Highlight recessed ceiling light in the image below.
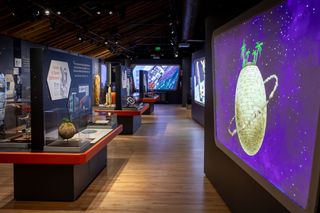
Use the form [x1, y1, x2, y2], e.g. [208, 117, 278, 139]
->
[57, 11, 61, 15]
[109, 10, 113, 15]
[44, 9, 50, 16]
[96, 11, 101, 15]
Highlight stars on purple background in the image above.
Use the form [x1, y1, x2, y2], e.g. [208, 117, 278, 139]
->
[213, 0, 320, 208]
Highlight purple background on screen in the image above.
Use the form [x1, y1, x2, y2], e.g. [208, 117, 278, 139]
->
[213, 0, 320, 208]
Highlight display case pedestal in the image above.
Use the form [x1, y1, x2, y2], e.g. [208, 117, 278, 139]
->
[95, 104, 149, 135]
[141, 95, 159, 115]
[143, 103, 154, 114]
[0, 125, 123, 201]
[14, 147, 106, 201]
[117, 115, 141, 134]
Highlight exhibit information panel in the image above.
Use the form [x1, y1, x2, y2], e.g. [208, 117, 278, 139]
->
[192, 57, 205, 105]
[132, 65, 180, 91]
[213, 1, 320, 212]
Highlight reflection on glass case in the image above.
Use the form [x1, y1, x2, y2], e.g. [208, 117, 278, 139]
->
[0, 101, 31, 149]
[0, 70, 31, 149]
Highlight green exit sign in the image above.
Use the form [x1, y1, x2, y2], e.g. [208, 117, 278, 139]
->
[155, 46, 161, 51]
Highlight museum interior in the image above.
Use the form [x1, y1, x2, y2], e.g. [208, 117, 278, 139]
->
[0, 0, 319, 212]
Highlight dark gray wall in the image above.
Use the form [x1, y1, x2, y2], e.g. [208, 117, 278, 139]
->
[0, 35, 14, 75]
[181, 56, 191, 107]
[204, 15, 288, 213]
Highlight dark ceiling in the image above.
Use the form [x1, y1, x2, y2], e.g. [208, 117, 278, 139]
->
[0, 0, 262, 61]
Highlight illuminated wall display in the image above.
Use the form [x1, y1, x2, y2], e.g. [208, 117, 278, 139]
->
[213, 1, 320, 211]
[193, 57, 205, 105]
[132, 65, 180, 91]
[47, 60, 71, 101]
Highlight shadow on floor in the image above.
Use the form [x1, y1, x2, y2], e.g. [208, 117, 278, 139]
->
[0, 157, 128, 211]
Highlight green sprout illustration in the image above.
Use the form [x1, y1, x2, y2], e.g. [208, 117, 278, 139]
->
[245, 50, 251, 63]
[252, 50, 258, 64]
[241, 40, 264, 67]
[241, 40, 247, 67]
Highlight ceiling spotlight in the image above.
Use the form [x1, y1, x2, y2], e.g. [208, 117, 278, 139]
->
[11, 12, 15, 16]
[96, 11, 101, 15]
[56, 11, 61, 15]
[35, 10, 40, 16]
[77, 33, 82, 41]
[115, 41, 118, 45]
[109, 10, 113, 15]
[171, 30, 175, 34]
[174, 52, 178, 58]
[104, 41, 109, 45]
[169, 22, 173, 26]
[44, 9, 50, 16]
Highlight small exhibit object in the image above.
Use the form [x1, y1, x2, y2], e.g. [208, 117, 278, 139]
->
[58, 118, 77, 140]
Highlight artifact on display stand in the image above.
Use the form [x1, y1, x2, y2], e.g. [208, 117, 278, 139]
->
[94, 74, 100, 105]
[18, 112, 31, 141]
[98, 64, 145, 110]
[5, 74, 15, 99]
[105, 86, 113, 106]
[58, 118, 77, 140]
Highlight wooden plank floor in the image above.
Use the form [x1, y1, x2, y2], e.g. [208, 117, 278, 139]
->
[0, 105, 229, 213]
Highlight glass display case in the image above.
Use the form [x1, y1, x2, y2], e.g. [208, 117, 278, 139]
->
[43, 111, 117, 153]
[98, 64, 144, 110]
[0, 100, 31, 149]
[28, 48, 118, 152]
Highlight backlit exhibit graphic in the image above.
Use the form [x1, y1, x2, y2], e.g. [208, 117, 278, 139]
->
[193, 58, 205, 105]
[213, 1, 320, 209]
[228, 41, 278, 156]
[132, 65, 179, 91]
[47, 60, 71, 100]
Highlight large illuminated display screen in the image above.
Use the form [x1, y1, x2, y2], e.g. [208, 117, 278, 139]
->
[192, 57, 205, 105]
[132, 65, 180, 91]
[213, 1, 320, 211]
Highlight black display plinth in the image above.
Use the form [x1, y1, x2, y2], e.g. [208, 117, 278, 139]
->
[143, 103, 154, 115]
[13, 147, 107, 201]
[117, 115, 141, 134]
